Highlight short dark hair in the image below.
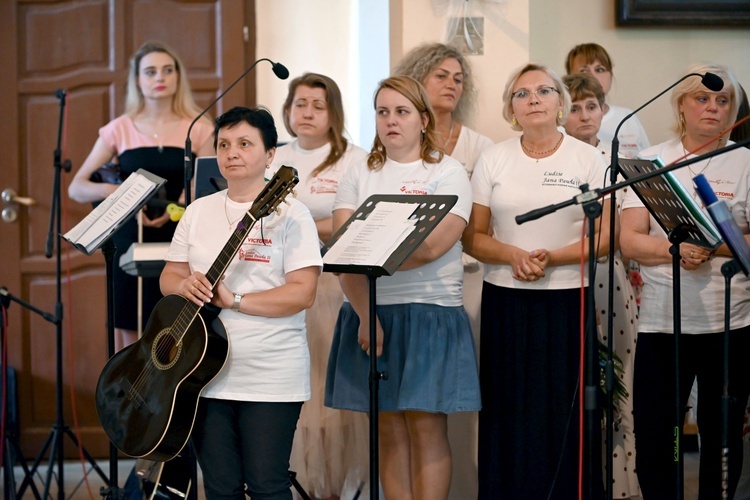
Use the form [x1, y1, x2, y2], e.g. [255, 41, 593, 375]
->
[214, 106, 278, 151]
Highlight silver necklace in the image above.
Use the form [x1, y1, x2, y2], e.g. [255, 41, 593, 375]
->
[224, 193, 245, 230]
[443, 119, 456, 147]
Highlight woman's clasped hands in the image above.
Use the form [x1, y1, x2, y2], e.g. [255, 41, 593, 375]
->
[511, 248, 550, 282]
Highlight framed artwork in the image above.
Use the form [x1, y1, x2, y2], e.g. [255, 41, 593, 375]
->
[616, 0, 750, 27]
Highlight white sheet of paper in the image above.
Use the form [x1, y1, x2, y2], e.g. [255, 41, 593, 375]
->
[63, 171, 160, 253]
[323, 202, 419, 266]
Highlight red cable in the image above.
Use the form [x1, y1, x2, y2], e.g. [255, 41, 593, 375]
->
[60, 92, 95, 498]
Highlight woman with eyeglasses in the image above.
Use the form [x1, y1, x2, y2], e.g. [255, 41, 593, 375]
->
[463, 63, 609, 498]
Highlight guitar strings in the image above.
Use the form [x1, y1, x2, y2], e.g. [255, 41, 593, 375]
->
[128, 217, 257, 398]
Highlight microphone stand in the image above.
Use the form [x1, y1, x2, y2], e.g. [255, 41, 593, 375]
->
[183, 58, 288, 206]
[0, 291, 42, 500]
[517, 134, 750, 497]
[14, 89, 108, 499]
[603, 71, 717, 498]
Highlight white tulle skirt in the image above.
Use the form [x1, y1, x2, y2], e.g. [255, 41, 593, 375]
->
[290, 272, 369, 499]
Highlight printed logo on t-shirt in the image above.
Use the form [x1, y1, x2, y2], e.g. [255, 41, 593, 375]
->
[542, 170, 581, 189]
[238, 247, 271, 263]
[246, 237, 273, 246]
[308, 176, 339, 195]
[399, 179, 428, 195]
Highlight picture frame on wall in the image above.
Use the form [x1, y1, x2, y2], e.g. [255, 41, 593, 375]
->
[616, 0, 750, 27]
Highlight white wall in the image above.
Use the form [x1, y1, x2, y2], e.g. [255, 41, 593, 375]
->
[530, 1, 750, 146]
[253, 1, 749, 498]
[255, 0, 389, 147]
[257, 0, 750, 148]
[392, 0, 529, 143]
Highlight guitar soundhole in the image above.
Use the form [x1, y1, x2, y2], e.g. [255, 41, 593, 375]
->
[151, 328, 182, 370]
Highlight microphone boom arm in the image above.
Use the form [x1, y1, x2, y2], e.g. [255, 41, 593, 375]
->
[183, 58, 287, 205]
[516, 136, 750, 225]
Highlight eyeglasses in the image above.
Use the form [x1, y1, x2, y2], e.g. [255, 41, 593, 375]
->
[511, 86, 560, 101]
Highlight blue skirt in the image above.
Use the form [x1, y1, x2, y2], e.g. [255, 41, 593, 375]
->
[324, 302, 481, 413]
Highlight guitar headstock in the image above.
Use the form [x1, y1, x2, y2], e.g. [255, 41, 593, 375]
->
[250, 165, 299, 220]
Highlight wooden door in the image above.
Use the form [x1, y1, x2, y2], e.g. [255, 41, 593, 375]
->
[0, 0, 255, 459]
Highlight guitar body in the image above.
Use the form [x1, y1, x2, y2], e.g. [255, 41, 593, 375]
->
[96, 294, 229, 461]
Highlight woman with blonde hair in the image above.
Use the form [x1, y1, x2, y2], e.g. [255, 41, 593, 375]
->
[392, 42, 492, 177]
[464, 63, 609, 497]
[68, 40, 214, 349]
[620, 63, 750, 499]
[325, 75, 481, 499]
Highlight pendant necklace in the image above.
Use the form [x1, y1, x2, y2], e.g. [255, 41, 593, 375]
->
[683, 142, 715, 202]
[224, 193, 246, 230]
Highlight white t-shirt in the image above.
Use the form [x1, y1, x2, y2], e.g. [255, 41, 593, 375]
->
[270, 140, 368, 221]
[472, 135, 606, 289]
[164, 191, 323, 401]
[621, 139, 750, 333]
[450, 125, 494, 178]
[333, 155, 473, 306]
[599, 104, 651, 159]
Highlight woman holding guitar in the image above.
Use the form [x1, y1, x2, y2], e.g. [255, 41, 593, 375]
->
[160, 107, 322, 499]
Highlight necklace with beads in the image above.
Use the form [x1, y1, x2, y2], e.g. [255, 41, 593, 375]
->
[224, 193, 246, 230]
[521, 132, 564, 162]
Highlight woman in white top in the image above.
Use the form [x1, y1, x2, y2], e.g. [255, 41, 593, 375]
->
[566, 43, 650, 159]
[620, 63, 750, 499]
[463, 63, 610, 498]
[392, 41, 493, 497]
[271, 73, 368, 499]
[160, 106, 322, 499]
[392, 42, 493, 177]
[325, 76, 481, 499]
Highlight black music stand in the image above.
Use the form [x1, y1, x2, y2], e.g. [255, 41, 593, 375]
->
[63, 169, 166, 500]
[620, 159, 723, 499]
[322, 194, 457, 500]
[693, 173, 750, 498]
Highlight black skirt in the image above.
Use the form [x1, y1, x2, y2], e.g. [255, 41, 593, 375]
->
[477, 282, 602, 499]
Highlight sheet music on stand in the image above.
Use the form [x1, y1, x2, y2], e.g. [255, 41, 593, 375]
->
[619, 158, 722, 250]
[320, 193, 457, 500]
[63, 169, 167, 255]
[321, 194, 458, 275]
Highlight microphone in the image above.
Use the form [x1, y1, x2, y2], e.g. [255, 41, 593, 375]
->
[611, 72, 723, 170]
[183, 58, 290, 205]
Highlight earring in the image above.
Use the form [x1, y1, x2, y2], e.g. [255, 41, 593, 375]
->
[265, 164, 270, 169]
[557, 110, 563, 119]
[511, 116, 517, 126]
[377, 145, 384, 152]
[421, 129, 426, 134]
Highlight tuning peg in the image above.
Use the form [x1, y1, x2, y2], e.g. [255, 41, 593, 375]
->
[292, 189, 298, 198]
[282, 199, 290, 206]
[275, 207, 282, 216]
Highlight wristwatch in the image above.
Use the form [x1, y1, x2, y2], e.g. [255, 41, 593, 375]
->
[232, 292, 242, 312]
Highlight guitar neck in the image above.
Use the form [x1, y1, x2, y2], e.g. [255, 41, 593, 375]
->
[173, 213, 258, 339]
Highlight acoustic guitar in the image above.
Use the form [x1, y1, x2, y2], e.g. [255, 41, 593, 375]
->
[95, 166, 299, 461]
